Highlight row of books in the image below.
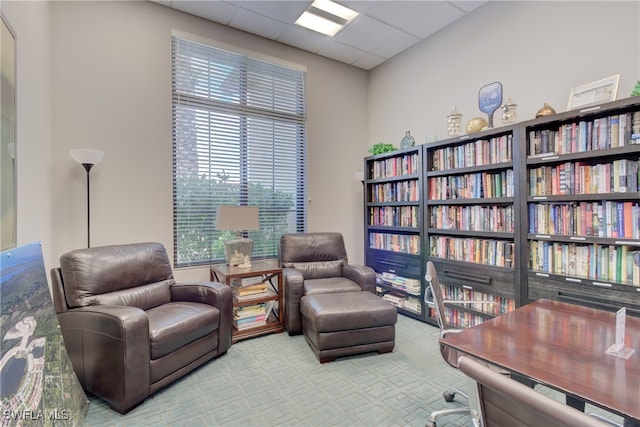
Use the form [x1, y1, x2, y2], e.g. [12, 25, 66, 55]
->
[528, 159, 639, 196]
[428, 170, 514, 200]
[369, 206, 419, 228]
[529, 240, 640, 286]
[429, 236, 514, 268]
[429, 204, 515, 233]
[440, 285, 515, 316]
[370, 153, 419, 179]
[528, 111, 639, 157]
[369, 232, 420, 255]
[233, 302, 271, 330]
[528, 201, 640, 239]
[230, 276, 272, 301]
[369, 180, 419, 203]
[378, 290, 421, 314]
[377, 272, 421, 295]
[442, 308, 487, 328]
[430, 134, 513, 171]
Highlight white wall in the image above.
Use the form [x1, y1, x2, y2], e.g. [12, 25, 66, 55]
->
[369, 1, 640, 146]
[1, 1, 54, 270]
[47, 0, 369, 280]
[6, 0, 639, 283]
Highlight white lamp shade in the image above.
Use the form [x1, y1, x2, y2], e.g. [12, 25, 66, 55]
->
[216, 205, 259, 231]
[70, 148, 104, 165]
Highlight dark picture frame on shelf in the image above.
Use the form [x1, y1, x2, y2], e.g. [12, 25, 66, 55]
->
[567, 74, 619, 111]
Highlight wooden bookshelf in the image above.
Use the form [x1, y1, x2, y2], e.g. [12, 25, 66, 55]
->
[363, 98, 640, 325]
[364, 146, 426, 322]
[523, 97, 640, 316]
[424, 125, 522, 327]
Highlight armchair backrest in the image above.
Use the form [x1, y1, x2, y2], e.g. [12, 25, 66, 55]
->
[57, 242, 175, 310]
[425, 261, 447, 331]
[458, 356, 607, 427]
[279, 232, 348, 279]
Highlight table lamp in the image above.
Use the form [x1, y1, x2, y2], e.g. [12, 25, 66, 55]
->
[216, 205, 259, 268]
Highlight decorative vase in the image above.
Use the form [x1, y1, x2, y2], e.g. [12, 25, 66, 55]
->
[401, 131, 415, 148]
[466, 117, 488, 134]
[536, 102, 556, 118]
[501, 97, 518, 124]
[447, 107, 463, 136]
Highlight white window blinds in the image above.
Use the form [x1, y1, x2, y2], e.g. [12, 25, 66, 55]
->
[172, 36, 307, 267]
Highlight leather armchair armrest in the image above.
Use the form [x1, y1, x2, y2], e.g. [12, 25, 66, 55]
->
[343, 264, 376, 293]
[170, 282, 232, 354]
[282, 267, 304, 335]
[57, 305, 150, 413]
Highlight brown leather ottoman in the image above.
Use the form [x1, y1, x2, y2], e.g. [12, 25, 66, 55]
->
[300, 291, 397, 363]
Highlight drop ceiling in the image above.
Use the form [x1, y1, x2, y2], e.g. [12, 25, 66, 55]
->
[152, 1, 488, 70]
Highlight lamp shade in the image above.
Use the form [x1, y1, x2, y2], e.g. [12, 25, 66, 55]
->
[69, 148, 104, 165]
[216, 205, 259, 231]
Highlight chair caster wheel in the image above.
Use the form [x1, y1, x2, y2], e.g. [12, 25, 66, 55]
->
[443, 391, 455, 402]
[425, 421, 436, 427]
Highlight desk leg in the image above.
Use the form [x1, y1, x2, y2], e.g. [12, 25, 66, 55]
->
[510, 372, 536, 388]
[510, 374, 587, 413]
[565, 395, 585, 412]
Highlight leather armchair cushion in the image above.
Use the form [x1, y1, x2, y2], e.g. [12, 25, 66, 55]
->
[303, 277, 363, 296]
[60, 242, 174, 309]
[147, 302, 219, 359]
[90, 281, 172, 310]
[288, 260, 345, 279]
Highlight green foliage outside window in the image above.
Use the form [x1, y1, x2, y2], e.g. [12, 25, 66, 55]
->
[174, 173, 294, 266]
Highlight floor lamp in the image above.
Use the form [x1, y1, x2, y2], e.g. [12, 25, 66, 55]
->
[70, 149, 104, 248]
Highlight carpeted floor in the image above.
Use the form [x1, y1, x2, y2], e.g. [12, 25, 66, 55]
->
[83, 314, 623, 427]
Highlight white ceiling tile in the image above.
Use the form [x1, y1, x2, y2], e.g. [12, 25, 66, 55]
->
[351, 52, 386, 70]
[230, 1, 311, 24]
[365, 1, 443, 29]
[371, 31, 420, 59]
[335, 15, 404, 53]
[277, 25, 329, 53]
[230, 8, 289, 39]
[404, 2, 465, 39]
[450, 1, 488, 14]
[170, 1, 238, 25]
[157, 0, 490, 70]
[317, 40, 366, 64]
[338, 1, 383, 14]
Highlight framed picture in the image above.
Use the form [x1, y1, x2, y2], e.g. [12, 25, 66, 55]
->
[567, 74, 620, 110]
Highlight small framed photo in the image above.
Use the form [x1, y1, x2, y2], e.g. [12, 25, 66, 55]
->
[567, 74, 620, 111]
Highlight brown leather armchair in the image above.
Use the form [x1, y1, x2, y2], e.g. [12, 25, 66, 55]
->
[50, 242, 233, 414]
[278, 232, 376, 335]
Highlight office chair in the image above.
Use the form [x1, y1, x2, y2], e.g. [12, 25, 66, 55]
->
[424, 261, 510, 427]
[458, 355, 608, 427]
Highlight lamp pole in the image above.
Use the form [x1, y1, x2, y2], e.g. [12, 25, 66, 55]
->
[70, 149, 104, 248]
[81, 163, 94, 248]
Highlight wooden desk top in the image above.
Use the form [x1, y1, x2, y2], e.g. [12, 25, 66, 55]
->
[441, 298, 640, 423]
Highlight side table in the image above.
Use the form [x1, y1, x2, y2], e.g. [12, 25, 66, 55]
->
[210, 259, 285, 343]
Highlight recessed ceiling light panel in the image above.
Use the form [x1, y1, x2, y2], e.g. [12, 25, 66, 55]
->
[295, 0, 359, 37]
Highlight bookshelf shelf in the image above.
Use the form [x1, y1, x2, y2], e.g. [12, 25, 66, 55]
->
[524, 97, 640, 312]
[210, 259, 285, 343]
[363, 98, 640, 326]
[364, 147, 428, 323]
[422, 126, 522, 328]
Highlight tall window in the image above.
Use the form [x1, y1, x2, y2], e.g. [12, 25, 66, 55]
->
[172, 35, 307, 267]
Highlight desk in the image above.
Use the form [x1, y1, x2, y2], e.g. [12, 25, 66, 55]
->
[441, 299, 640, 425]
[210, 260, 285, 343]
